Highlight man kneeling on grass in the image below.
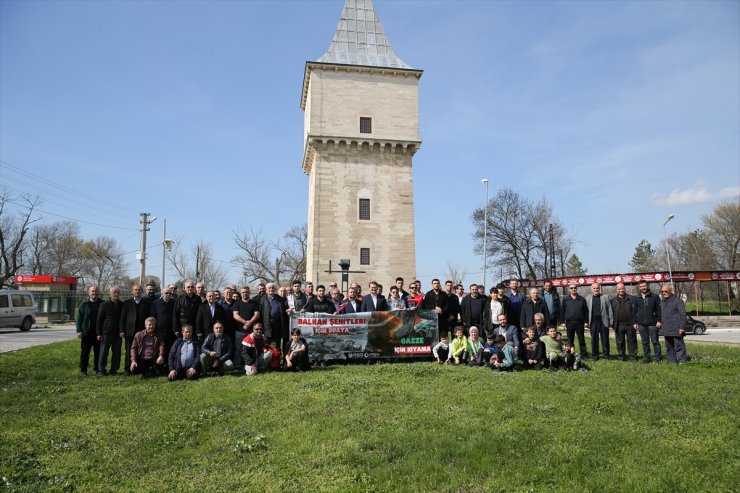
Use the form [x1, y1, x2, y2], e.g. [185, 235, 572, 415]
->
[241, 322, 272, 376]
[130, 317, 166, 378]
[491, 335, 517, 371]
[200, 321, 234, 375]
[168, 325, 202, 381]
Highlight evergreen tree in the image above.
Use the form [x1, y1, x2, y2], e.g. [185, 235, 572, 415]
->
[565, 254, 587, 276]
[629, 239, 657, 272]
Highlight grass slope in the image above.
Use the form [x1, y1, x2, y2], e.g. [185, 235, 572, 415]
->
[0, 340, 738, 493]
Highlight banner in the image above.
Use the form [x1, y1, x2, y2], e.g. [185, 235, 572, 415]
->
[290, 309, 438, 361]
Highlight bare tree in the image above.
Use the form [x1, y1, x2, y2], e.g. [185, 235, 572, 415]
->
[79, 236, 127, 291]
[443, 260, 468, 286]
[166, 238, 229, 289]
[0, 188, 41, 287]
[28, 220, 83, 277]
[471, 188, 573, 280]
[233, 224, 308, 285]
[702, 199, 740, 270]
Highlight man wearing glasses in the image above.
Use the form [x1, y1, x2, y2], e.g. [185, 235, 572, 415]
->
[406, 282, 424, 309]
[659, 284, 687, 363]
[560, 283, 589, 358]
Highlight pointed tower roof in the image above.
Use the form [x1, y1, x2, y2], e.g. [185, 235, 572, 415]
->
[317, 0, 412, 69]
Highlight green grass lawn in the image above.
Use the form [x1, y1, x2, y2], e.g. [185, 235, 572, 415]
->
[1, 340, 738, 493]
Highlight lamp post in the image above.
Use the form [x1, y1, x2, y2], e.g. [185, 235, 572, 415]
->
[663, 214, 675, 291]
[481, 178, 489, 288]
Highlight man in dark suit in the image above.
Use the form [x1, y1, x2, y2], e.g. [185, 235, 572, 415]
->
[151, 286, 176, 355]
[96, 286, 123, 376]
[173, 279, 201, 338]
[340, 286, 362, 314]
[360, 281, 388, 312]
[520, 287, 551, 329]
[195, 290, 228, 341]
[119, 284, 152, 376]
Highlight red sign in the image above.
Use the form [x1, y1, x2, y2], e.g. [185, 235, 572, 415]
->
[14, 275, 78, 285]
[541, 271, 739, 287]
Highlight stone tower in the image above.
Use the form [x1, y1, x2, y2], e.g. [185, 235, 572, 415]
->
[300, 0, 422, 290]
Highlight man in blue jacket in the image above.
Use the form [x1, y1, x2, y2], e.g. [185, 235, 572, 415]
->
[659, 284, 687, 363]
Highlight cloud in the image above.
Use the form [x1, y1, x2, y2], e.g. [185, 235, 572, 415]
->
[651, 182, 740, 206]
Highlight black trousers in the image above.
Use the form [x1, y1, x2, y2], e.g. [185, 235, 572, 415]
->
[124, 335, 135, 373]
[79, 331, 100, 372]
[565, 322, 588, 356]
[589, 320, 610, 359]
[99, 334, 121, 373]
[615, 323, 638, 360]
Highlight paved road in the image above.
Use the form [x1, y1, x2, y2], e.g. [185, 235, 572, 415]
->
[0, 326, 77, 354]
[0, 325, 738, 355]
[685, 327, 740, 345]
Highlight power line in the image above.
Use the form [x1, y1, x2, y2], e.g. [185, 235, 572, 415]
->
[6, 199, 139, 231]
[1, 174, 135, 227]
[0, 159, 139, 217]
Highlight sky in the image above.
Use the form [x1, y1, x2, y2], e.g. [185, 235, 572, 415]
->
[1, 0, 739, 289]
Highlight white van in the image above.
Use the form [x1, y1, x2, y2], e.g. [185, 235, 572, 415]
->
[0, 290, 36, 331]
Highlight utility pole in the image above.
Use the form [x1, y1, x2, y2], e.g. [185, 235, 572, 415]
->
[137, 212, 157, 285]
[549, 224, 556, 278]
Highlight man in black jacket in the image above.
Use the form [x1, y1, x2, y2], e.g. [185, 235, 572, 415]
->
[120, 284, 152, 376]
[520, 287, 552, 330]
[151, 286, 176, 355]
[199, 321, 234, 375]
[96, 286, 123, 376]
[633, 280, 662, 363]
[560, 283, 589, 357]
[305, 285, 335, 313]
[422, 279, 448, 337]
[174, 279, 201, 338]
[460, 284, 484, 330]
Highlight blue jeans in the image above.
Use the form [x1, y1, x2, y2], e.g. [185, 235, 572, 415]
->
[638, 325, 662, 361]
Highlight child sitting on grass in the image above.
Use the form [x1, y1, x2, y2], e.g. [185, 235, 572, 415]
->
[466, 326, 484, 366]
[450, 326, 468, 365]
[541, 326, 565, 371]
[482, 332, 498, 365]
[491, 335, 517, 371]
[284, 328, 308, 371]
[562, 339, 588, 371]
[522, 326, 544, 370]
[433, 335, 451, 364]
[268, 341, 282, 372]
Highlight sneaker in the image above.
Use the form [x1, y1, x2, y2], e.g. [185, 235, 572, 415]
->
[95, 371, 106, 377]
[109, 370, 119, 376]
[80, 370, 88, 377]
[641, 359, 651, 364]
[123, 371, 131, 377]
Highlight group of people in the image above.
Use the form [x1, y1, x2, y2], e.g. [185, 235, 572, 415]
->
[75, 275, 689, 379]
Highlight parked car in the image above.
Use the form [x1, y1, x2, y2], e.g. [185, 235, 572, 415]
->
[0, 290, 36, 331]
[686, 314, 706, 335]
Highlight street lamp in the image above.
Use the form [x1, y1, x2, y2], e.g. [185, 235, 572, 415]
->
[663, 213, 675, 290]
[481, 178, 489, 288]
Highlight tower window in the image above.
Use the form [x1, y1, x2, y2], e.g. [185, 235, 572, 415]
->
[360, 117, 372, 134]
[360, 248, 370, 265]
[359, 198, 370, 220]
